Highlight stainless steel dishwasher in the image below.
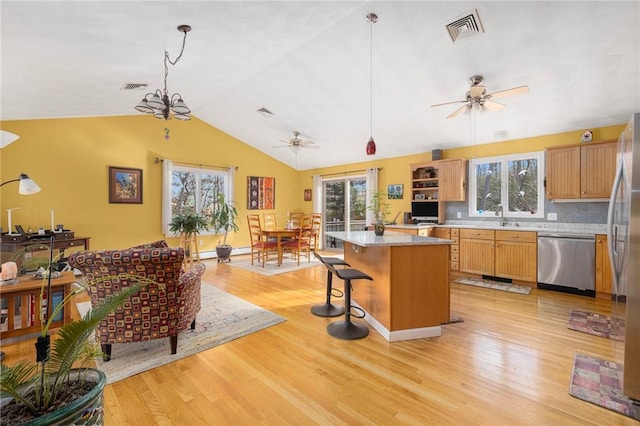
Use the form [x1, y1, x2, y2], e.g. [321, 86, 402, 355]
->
[537, 232, 595, 291]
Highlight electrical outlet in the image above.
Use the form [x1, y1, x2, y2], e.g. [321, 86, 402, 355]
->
[199, 240, 204, 246]
[547, 212, 558, 221]
[456, 212, 462, 219]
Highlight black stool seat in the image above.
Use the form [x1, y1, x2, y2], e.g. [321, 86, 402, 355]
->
[311, 252, 350, 317]
[326, 264, 373, 340]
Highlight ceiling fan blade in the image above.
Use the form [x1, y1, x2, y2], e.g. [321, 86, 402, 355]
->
[431, 99, 468, 108]
[446, 104, 470, 119]
[272, 145, 290, 149]
[486, 85, 529, 99]
[483, 100, 507, 111]
[469, 85, 485, 98]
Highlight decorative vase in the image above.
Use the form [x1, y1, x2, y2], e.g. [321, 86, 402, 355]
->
[1, 368, 106, 426]
[374, 221, 385, 236]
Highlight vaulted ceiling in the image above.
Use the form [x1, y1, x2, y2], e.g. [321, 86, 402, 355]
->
[1, 1, 639, 170]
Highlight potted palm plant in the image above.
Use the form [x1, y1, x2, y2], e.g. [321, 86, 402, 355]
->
[210, 193, 239, 262]
[0, 241, 153, 425]
[367, 191, 391, 236]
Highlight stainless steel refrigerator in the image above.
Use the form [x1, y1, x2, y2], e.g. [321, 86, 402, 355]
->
[607, 112, 640, 400]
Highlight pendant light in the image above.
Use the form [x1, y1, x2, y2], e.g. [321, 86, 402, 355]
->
[365, 13, 378, 156]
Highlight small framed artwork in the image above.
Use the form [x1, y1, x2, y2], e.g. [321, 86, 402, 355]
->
[109, 166, 143, 204]
[387, 184, 403, 199]
[304, 188, 312, 201]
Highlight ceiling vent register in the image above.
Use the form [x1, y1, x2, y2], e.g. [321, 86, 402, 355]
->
[121, 83, 148, 91]
[443, 9, 484, 43]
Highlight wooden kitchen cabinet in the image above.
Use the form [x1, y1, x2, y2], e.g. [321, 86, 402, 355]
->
[595, 234, 613, 297]
[437, 159, 467, 202]
[494, 230, 537, 282]
[459, 229, 495, 275]
[460, 228, 537, 282]
[434, 227, 460, 271]
[545, 140, 616, 199]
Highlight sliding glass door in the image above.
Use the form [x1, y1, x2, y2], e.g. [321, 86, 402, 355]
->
[323, 176, 367, 251]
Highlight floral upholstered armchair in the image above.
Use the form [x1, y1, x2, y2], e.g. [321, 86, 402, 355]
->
[67, 242, 205, 361]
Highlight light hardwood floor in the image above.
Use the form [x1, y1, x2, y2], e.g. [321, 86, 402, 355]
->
[2, 255, 632, 425]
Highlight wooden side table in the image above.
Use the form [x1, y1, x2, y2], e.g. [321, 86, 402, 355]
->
[0, 271, 76, 341]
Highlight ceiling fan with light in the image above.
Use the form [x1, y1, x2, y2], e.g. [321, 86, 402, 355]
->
[273, 131, 319, 152]
[431, 75, 529, 119]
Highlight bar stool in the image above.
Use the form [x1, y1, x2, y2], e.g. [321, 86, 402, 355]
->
[312, 252, 349, 317]
[326, 264, 372, 340]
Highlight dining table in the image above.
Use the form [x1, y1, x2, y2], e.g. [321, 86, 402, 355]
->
[260, 228, 300, 266]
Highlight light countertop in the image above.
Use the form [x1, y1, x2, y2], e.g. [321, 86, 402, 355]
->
[326, 230, 452, 247]
[387, 221, 606, 235]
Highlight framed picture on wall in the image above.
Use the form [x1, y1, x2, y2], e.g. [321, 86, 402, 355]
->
[304, 188, 312, 201]
[247, 176, 276, 209]
[387, 184, 403, 199]
[109, 166, 143, 204]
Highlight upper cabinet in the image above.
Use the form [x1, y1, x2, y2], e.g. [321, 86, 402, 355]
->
[545, 140, 617, 199]
[410, 158, 467, 202]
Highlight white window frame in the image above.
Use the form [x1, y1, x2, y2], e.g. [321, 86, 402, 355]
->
[162, 162, 234, 236]
[468, 151, 545, 219]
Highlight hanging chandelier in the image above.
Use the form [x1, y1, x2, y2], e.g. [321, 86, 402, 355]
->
[365, 13, 378, 156]
[135, 25, 192, 121]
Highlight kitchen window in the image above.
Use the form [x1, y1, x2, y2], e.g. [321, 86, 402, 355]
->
[468, 152, 544, 219]
[162, 161, 234, 235]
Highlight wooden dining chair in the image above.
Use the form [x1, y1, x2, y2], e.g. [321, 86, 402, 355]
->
[247, 214, 277, 267]
[283, 218, 312, 265]
[289, 212, 304, 229]
[310, 213, 322, 251]
[263, 213, 277, 231]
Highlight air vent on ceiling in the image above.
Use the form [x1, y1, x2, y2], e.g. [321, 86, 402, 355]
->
[256, 107, 274, 118]
[121, 82, 149, 91]
[443, 9, 484, 43]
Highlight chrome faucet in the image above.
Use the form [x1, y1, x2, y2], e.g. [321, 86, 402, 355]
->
[495, 204, 505, 226]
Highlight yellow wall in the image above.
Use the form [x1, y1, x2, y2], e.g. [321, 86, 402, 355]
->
[1, 117, 625, 251]
[0, 116, 301, 251]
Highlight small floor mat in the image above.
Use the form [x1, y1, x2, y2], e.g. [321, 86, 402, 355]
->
[569, 353, 640, 420]
[568, 310, 625, 341]
[454, 277, 531, 295]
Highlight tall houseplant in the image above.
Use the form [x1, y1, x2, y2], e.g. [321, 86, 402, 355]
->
[0, 241, 153, 425]
[367, 191, 391, 236]
[210, 193, 239, 262]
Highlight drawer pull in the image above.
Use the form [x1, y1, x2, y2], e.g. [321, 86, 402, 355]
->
[511, 235, 519, 238]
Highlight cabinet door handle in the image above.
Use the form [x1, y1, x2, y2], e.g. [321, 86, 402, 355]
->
[512, 235, 519, 238]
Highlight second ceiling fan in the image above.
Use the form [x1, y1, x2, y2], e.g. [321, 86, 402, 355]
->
[431, 75, 529, 119]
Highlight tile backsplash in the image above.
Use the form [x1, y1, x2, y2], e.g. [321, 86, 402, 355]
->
[445, 199, 608, 225]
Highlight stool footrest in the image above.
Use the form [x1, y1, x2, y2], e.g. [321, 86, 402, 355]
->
[330, 288, 344, 298]
[350, 306, 366, 319]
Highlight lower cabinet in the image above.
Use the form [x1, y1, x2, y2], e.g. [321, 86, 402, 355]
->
[595, 234, 613, 297]
[460, 228, 537, 283]
[494, 230, 537, 282]
[434, 227, 460, 271]
[459, 229, 495, 275]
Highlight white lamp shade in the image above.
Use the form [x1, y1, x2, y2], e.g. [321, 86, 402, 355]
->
[135, 99, 155, 114]
[171, 99, 191, 114]
[18, 174, 41, 195]
[147, 93, 166, 110]
[154, 111, 170, 120]
[173, 113, 191, 121]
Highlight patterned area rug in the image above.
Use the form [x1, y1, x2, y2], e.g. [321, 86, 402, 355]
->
[76, 284, 286, 384]
[569, 353, 640, 420]
[454, 277, 532, 295]
[226, 256, 324, 276]
[568, 310, 625, 341]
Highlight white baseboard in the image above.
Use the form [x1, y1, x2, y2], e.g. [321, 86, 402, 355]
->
[198, 246, 251, 260]
[352, 301, 442, 342]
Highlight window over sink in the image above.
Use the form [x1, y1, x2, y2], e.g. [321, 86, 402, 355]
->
[468, 152, 544, 219]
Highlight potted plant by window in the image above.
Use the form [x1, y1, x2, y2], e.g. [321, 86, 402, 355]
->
[0, 241, 153, 425]
[367, 191, 391, 236]
[210, 193, 239, 262]
[168, 211, 209, 263]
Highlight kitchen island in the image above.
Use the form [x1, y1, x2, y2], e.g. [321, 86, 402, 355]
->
[326, 230, 452, 342]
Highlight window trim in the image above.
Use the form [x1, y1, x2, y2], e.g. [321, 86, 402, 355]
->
[468, 151, 545, 219]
